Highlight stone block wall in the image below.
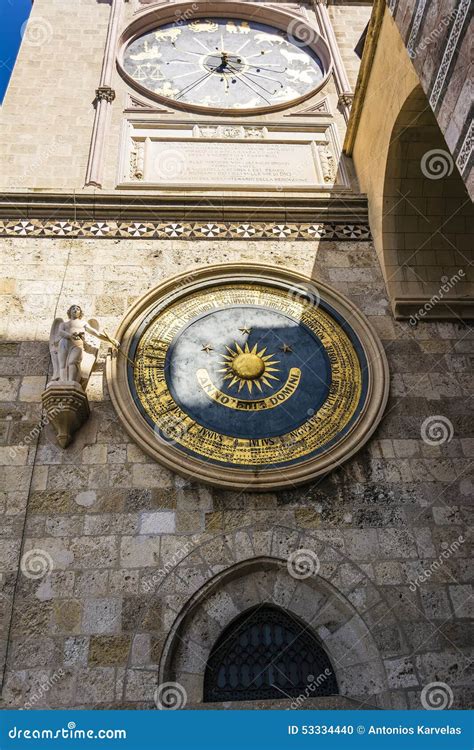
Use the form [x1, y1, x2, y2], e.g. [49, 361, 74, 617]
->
[1, 235, 472, 709]
[0, 0, 110, 191]
[328, 1, 373, 89]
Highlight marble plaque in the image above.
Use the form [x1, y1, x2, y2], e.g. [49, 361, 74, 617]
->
[147, 140, 319, 187]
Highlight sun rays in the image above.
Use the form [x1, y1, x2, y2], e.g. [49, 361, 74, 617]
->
[218, 341, 280, 393]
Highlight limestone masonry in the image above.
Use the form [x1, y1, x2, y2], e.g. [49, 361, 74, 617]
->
[0, 0, 472, 711]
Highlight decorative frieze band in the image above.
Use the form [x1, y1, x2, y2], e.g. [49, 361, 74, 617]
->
[0, 219, 371, 241]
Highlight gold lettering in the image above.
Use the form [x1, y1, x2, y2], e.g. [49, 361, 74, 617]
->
[196, 368, 301, 411]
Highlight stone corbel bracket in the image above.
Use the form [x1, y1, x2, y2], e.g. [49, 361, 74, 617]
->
[41, 382, 90, 449]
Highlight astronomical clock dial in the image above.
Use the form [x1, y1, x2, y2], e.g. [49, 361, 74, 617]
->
[122, 18, 326, 111]
[108, 267, 389, 491]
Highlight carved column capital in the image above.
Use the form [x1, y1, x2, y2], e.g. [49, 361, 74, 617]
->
[339, 92, 354, 108]
[312, 0, 353, 123]
[96, 86, 116, 104]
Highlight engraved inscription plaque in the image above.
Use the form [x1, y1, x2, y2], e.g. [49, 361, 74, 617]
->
[149, 141, 318, 186]
[119, 123, 350, 191]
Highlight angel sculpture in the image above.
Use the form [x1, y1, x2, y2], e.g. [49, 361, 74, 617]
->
[49, 305, 119, 388]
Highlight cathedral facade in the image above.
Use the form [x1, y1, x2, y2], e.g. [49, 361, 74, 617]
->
[0, 0, 472, 710]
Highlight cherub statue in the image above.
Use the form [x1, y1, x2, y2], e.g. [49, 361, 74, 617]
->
[49, 305, 119, 387]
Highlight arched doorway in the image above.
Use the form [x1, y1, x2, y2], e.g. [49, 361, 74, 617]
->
[203, 604, 338, 702]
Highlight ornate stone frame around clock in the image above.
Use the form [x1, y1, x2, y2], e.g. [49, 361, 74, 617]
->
[106, 265, 389, 491]
[116, 1, 333, 116]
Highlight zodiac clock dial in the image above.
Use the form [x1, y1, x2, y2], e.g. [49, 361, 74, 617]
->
[107, 267, 389, 490]
[122, 17, 326, 110]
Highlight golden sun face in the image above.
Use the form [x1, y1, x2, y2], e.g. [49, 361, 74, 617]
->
[219, 342, 280, 393]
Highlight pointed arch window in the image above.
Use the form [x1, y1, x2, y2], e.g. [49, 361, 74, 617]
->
[203, 605, 338, 702]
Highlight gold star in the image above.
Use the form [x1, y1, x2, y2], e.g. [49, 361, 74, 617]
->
[281, 343, 293, 353]
[239, 326, 251, 335]
[201, 344, 213, 354]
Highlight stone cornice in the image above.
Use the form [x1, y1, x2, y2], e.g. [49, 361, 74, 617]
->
[0, 191, 370, 225]
[343, 0, 385, 156]
[393, 298, 474, 321]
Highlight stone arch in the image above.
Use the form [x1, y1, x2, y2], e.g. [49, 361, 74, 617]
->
[345, 6, 473, 321]
[158, 557, 389, 705]
[134, 525, 406, 708]
[382, 84, 473, 319]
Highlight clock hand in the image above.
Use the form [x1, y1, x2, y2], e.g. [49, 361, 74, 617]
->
[194, 78, 214, 96]
[204, 52, 287, 76]
[244, 69, 285, 87]
[246, 52, 272, 60]
[225, 64, 271, 104]
[171, 47, 232, 74]
[241, 73, 280, 95]
[245, 63, 287, 74]
[212, 53, 287, 75]
[245, 50, 297, 61]
[226, 62, 278, 95]
[221, 70, 231, 94]
[174, 70, 214, 100]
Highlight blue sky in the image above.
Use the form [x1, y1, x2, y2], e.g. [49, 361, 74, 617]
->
[0, 0, 32, 101]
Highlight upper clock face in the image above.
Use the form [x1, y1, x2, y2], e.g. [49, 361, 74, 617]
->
[122, 18, 325, 110]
